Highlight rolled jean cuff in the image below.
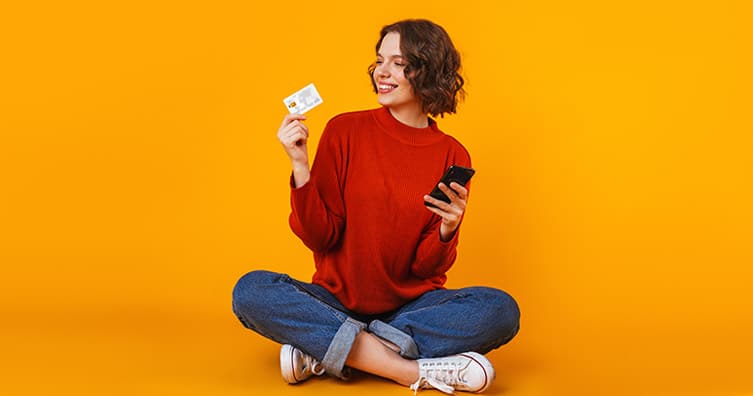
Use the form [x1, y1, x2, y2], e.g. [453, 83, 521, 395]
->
[321, 317, 366, 379]
[368, 320, 419, 359]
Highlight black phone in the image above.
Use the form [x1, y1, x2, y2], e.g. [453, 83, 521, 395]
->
[424, 165, 475, 208]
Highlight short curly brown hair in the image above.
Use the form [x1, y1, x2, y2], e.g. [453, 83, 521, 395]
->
[368, 19, 465, 118]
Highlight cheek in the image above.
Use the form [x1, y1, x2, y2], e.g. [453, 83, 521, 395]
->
[400, 76, 414, 94]
[398, 69, 415, 90]
[397, 70, 409, 83]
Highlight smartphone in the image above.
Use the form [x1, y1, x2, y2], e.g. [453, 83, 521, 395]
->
[424, 165, 475, 208]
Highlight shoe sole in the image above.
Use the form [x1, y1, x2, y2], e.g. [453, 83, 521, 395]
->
[280, 344, 299, 384]
[459, 352, 495, 393]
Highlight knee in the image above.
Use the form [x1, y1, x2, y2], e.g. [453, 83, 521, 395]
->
[232, 270, 282, 311]
[475, 287, 521, 342]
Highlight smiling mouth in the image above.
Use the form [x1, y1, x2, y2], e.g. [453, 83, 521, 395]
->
[378, 83, 398, 93]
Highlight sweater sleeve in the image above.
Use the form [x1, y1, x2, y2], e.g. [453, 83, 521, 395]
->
[410, 216, 461, 279]
[410, 144, 472, 279]
[288, 120, 346, 253]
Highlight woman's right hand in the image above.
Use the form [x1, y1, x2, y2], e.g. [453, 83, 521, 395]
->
[277, 113, 311, 187]
[277, 114, 310, 166]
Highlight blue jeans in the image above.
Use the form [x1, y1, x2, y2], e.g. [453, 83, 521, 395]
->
[232, 270, 520, 379]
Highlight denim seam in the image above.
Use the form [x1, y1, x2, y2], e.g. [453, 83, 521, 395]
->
[284, 276, 350, 323]
[398, 292, 469, 317]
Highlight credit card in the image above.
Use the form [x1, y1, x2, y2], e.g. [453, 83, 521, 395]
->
[283, 83, 323, 114]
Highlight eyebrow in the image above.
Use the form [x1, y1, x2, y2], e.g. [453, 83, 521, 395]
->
[376, 53, 405, 59]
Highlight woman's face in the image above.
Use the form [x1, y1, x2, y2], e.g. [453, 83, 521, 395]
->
[373, 32, 420, 112]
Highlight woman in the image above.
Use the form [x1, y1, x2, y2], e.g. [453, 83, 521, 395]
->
[232, 19, 520, 394]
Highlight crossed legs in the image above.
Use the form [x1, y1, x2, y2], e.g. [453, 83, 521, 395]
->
[232, 270, 520, 388]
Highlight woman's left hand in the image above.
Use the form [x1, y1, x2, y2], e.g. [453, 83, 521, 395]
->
[423, 182, 468, 242]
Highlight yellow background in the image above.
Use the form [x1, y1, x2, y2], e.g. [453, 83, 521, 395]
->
[1, 0, 752, 394]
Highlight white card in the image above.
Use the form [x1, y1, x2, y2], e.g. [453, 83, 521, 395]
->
[283, 83, 323, 114]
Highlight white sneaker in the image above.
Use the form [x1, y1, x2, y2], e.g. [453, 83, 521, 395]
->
[409, 352, 495, 394]
[280, 344, 325, 384]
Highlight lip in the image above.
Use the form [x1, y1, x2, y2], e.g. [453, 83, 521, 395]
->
[377, 81, 398, 94]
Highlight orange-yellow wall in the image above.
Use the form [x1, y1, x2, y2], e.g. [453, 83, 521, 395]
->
[1, 1, 752, 394]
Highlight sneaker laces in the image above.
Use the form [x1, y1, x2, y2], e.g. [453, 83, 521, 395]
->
[311, 361, 325, 376]
[410, 361, 466, 395]
[410, 376, 455, 395]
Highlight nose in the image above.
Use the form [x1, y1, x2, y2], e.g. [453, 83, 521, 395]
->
[375, 63, 389, 78]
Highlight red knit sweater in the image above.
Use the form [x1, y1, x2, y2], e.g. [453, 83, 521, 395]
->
[289, 106, 472, 314]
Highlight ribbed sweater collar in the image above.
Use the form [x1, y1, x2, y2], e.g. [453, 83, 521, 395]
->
[373, 106, 445, 146]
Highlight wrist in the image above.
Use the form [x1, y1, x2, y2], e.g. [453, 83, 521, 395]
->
[291, 159, 309, 173]
[439, 223, 458, 242]
[291, 161, 311, 188]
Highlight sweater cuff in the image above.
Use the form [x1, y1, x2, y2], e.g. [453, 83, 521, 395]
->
[289, 172, 311, 190]
[439, 226, 461, 244]
[289, 172, 314, 222]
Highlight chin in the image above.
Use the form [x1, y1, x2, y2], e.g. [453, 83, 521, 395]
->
[377, 97, 391, 107]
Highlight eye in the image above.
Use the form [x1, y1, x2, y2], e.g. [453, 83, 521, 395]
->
[395, 62, 406, 67]
[375, 59, 383, 65]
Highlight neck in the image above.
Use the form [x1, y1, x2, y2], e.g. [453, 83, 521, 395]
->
[387, 104, 428, 128]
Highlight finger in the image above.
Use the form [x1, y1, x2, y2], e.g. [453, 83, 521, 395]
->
[440, 182, 467, 200]
[278, 121, 307, 144]
[423, 200, 448, 217]
[438, 183, 460, 203]
[282, 122, 309, 141]
[282, 130, 307, 147]
[448, 182, 468, 199]
[283, 120, 309, 133]
[296, 121, 309, 135]
[280, 113, 307, 128]
[426, 193, 464, 222]
[282, 128, 307, 145]
[424, 201, 461, 224]
[292, 132, 307, 146]
[423, 194, 453, 212]
[440, 183, 467, 209]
